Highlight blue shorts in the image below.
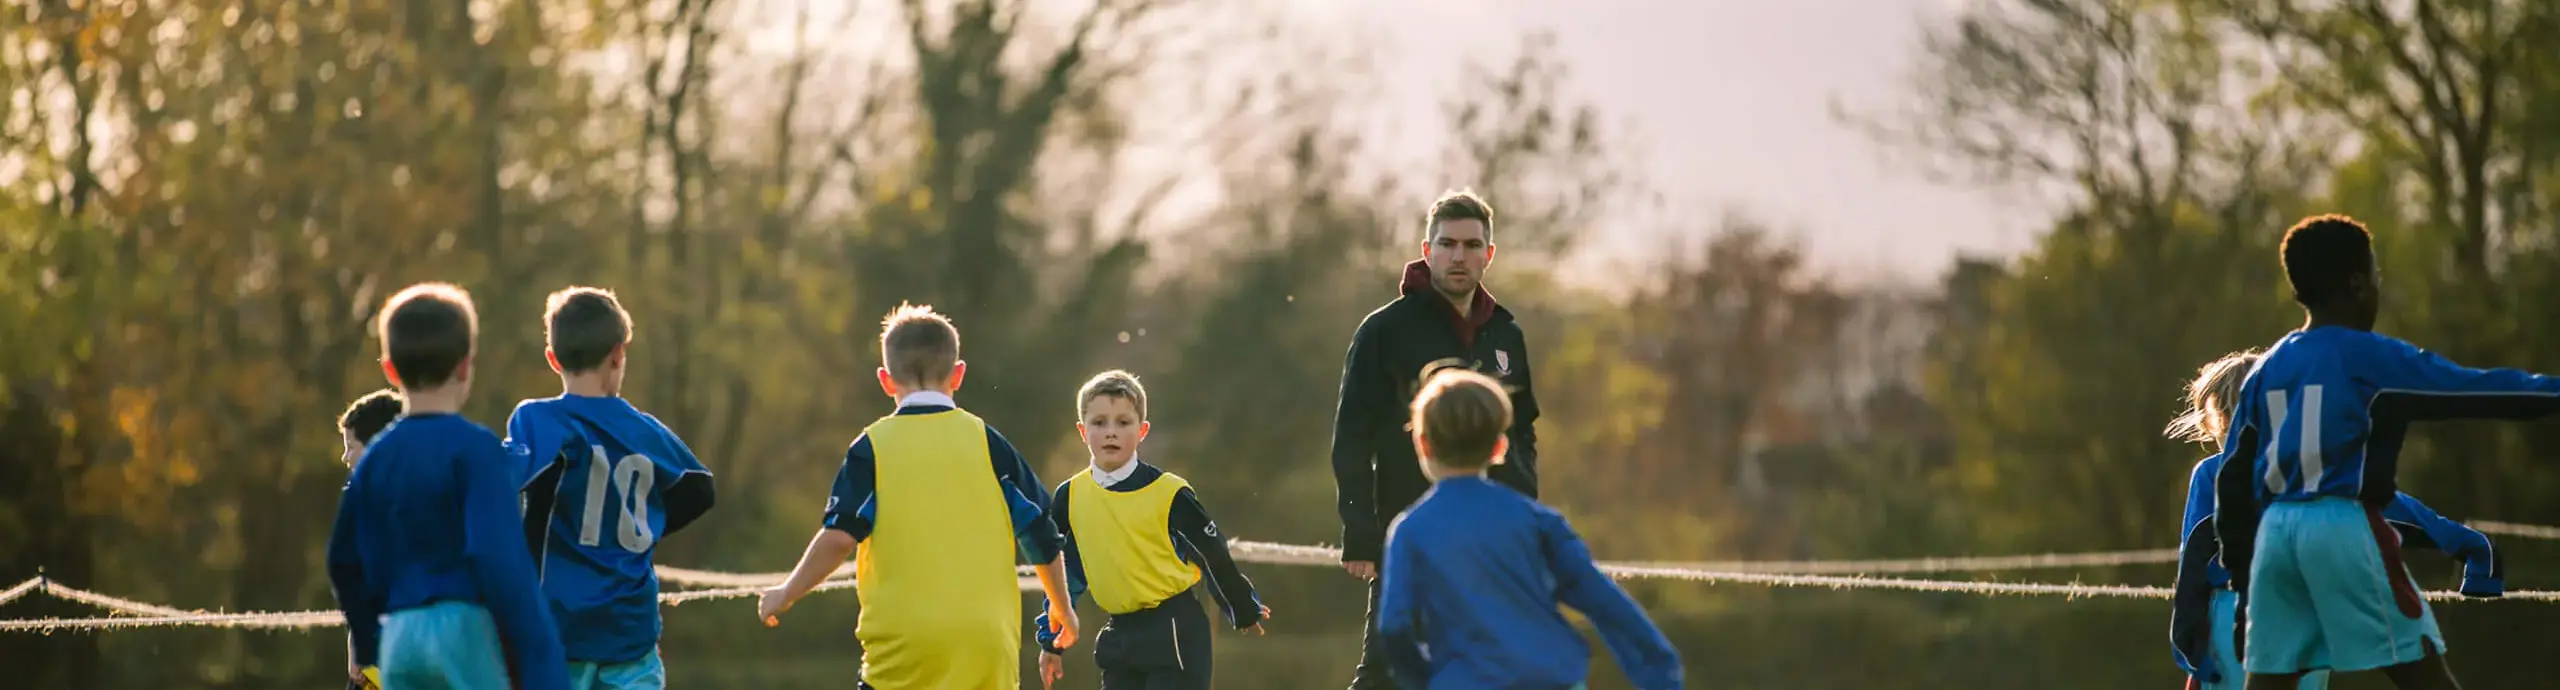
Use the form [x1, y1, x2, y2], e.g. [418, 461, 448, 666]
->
[2208, 590, 2326, 690]
[379, 601, 511, 689]
[2244, 498, 2444, 674]
[569, 648, 665, 690]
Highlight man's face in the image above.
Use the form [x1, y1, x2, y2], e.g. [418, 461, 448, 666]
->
[1424, 219, 1494, 298]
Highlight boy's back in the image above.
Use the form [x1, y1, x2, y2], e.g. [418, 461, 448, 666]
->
[1380, 477, 1680, 690]
[511, 395, 714, 664]
[331, 413, 568, 689]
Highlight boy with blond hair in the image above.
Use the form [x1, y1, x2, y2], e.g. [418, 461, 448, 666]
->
[1035, 370, 1270, 690]
[759, 302, 1080, 689]
[1377, 369, 1681, 690]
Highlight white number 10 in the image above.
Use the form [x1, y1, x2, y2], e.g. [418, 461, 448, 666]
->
[578, 445, 657, 553]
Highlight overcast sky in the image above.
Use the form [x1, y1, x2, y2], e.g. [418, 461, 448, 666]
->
[1293, 0, 2048, 285]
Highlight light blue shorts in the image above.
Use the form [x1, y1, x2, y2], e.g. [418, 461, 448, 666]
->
[2244, 497, 2444, 675]
[379, 601, 511, 689]
[2208, 589, 2325, 690]
[569, 647, 665, 690]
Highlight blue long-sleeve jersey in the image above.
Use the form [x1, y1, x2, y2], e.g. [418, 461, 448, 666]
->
[2212, 327, 2560, 597]
[509, 395, 716, 663]
[327, 413, 568, 690]
[2170, 452, 2503, 682]
[1377, 476, 1682, 690]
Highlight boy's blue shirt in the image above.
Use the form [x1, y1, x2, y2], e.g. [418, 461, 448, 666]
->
[327, 413, 569, 690]
[507, 394, 716, 664]
[2211, 327, 2560, 599]
[1377, 476, 1682, 690]
[2169, 452, 2502, 682]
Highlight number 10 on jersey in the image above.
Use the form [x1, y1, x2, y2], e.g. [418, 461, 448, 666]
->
[581, 445, 657, 552]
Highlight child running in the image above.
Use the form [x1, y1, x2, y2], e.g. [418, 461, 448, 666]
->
[758, 302, 1080, 689]
[2167, 350, 2503, 690]
[327, 283, 569, 690]
[1377, 369, 1682, 690]
[509, 286, 717, 690]
[1034, 370, 1270, 690]
[2212, 215, 2560, 689]
[334, 389, 403, 690]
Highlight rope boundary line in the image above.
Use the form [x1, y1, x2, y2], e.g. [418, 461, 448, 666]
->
[6, 526, 2558, 632]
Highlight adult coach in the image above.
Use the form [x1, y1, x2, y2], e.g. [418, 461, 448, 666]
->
[1329, 189, 1541, 689]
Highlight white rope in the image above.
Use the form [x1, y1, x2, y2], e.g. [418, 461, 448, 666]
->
[2474, 521, 2560, 540]
[8, 518, 2560, 633]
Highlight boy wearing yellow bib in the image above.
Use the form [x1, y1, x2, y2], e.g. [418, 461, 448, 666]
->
[758, 303, 1082, 690]
[1035, 371, 1270, 690]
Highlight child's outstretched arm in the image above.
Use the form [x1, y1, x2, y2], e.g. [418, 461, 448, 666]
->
[1170, 485, 1268, 633]
[1541, 510, 1683, 690]
[764, 439, 877, 625]
[1034, 481, 1087, 654]
[760, 527, 857, 625]
[2360, 336, 2560, 506]
[2381, 493, 2502, 597]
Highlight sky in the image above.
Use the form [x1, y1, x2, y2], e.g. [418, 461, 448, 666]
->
[1290, 0, 2048, 285]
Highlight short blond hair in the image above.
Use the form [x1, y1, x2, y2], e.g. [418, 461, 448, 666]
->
[1410, 369, 1512, 469]
[879, 302, 960, 387]
[2165, 349, 2262, 446]
[1076, 370, 1148, 420]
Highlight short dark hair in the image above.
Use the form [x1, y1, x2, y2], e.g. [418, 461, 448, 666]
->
[2280, 214, 2375, 307]
[378, 283, 478, 389]
[545, 286, 632, 373]
[880, 302, 960, 388]
[1077, 369, 1148, 420]
[1409, 369, 1512, 469]
[1424, 189, 1495, 242]
[338, 389, 406, 446]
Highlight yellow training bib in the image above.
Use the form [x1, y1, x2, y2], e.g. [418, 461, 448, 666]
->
[853, 409, 1021, 690]
[1067, 468, 1201, 614]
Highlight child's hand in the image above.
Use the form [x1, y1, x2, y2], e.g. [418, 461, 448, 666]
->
[1039, 651, 1065, 689]
[1046, 600, 1081, 648]
[1242, 603, 1272, 635]
[757, 586, 794, 627]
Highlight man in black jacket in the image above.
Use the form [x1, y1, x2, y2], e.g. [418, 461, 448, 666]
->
[1330, 189, 1541, 690]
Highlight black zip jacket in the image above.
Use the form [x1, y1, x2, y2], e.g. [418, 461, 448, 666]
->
[1328, 259, 1541, 564]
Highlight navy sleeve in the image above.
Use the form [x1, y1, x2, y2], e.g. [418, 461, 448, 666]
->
[1330, 316, 1393, 563]
[459, 438, 569, 690]
[1543, 510, 1684, 690]
[326, 480, 380, 668]
[654, 425, 716, 538]
[2381, 493, 2502, 597]
[987, 427, 1064, 564]
[1377, 516, 1433, 690]
[822, 437, 878, 539]
[1492, 336, 1540, 499]
[2169, 456, 2222, 683]
[1035, 479, 1084, 655]
[1170, 486, 1264, 630]
[2359, 336, 2560, 506]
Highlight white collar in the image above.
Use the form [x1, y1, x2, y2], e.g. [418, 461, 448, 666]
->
[897, 391, 956, 408]
[1091, 459, 1141, 488]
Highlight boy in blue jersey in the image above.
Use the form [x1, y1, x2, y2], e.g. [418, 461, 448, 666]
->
[2166, 350, 2503, 690]
[327, 283, 570, 690]
[1033, 370, 1271, 690]
[2212, 214, 2560, 689]
[1377, 369, 1681, 690]
[509, 287, 717, 690]
[335, 389, 403, 690]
